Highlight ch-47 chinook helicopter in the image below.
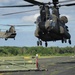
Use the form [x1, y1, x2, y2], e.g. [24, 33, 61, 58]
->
[0, 25, 16, 40]
[0, 0, 75, 47]
[0, 24, 33, 41]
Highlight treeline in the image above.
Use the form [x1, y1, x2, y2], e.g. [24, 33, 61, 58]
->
[0, 46, 75, 56]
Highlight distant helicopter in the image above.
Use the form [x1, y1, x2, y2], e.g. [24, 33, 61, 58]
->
[0, 25, 16, 40]
[0, 0, 75, 47]
[0, 24, 33, 41]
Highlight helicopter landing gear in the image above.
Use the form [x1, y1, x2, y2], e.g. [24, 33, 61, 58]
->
[37, 41, 39, 46]
[61, 38, 67, 43]
[37, 39, 42, 46]
[45, 42, 48, 47]
[40, 41, 42, 46]
[65, 40, 67, 43]
[61, 39, 64, 43]
[5, 38, 8, 41]
[14, 38, 15, 40]
[68, 39, 71, 44]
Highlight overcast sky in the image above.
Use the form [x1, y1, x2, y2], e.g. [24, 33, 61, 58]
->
[0, 0, 75, 47]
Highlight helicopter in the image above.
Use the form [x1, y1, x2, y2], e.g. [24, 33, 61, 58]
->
[0, 0, 75, 47]
[0, 24, 33, 41]
[0, 25, 16, 40]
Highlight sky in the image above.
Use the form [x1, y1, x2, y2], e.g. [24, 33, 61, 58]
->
[0, 0, 75, 47]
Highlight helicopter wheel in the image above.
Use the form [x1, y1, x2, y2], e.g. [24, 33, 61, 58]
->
[45, 42, 48, 47]
[62, 38, 67, 43]
[37, 41, 39, 46]
[64, 39, 67, 43]
[5, 38, 8, 41]
[68, 39, 71, 44]
[61, 39, 64, 43]
[14, 38, 15, 40]
[40, 41, 42, 46]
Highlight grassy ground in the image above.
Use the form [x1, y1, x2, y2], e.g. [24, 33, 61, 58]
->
[0, 52, 74, 62]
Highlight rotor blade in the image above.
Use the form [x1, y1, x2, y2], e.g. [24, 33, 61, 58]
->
[7, 25, 34, 27]
[60, 3, 75, 6]
[0, 5, 34, 8]
[24, 0, 44, 5]
[0, 29, 6, 31]
[1, 9, 39, 16]
[0, 24, 34, 27]
[59, 0, 75, 3]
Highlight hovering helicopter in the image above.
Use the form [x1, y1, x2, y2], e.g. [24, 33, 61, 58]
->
[0, 24, 33, 41]
[0, 25, 16, 40]
[0, 0, 75, 47]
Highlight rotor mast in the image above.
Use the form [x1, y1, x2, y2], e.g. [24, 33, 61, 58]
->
[52, 0, 60, 18]
[40, 4, 50, 22]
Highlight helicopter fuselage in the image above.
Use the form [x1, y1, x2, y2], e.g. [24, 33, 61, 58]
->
[0, 26, 16, 40]
[35, 14, 71, 45]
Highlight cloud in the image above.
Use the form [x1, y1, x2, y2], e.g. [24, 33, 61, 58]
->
[22, 13, 40, 22]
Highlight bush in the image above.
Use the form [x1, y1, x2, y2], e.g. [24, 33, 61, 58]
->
[0, 46, 74, 56]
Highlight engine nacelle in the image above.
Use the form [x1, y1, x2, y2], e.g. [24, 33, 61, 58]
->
[60, 16, 68, 23]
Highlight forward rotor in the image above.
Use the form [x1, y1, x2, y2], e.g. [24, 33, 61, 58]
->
[0, 0, 75, 16]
